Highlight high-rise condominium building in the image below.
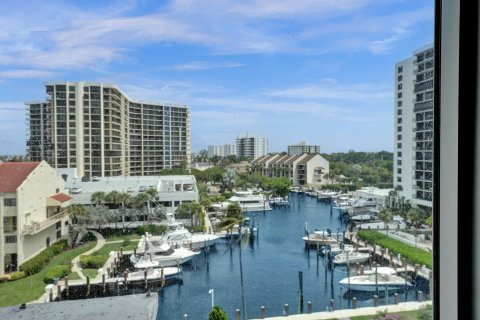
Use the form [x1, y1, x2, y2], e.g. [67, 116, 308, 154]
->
[207, 144, 237, 157]
[26, 82, 190, 178]
[394, 45, 434, 210]
[236, 135, 268, 159]
[287, 141, 320, 156]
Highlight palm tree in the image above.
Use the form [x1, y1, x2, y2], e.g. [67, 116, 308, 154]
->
[407, 207, 424, 228]
[91, 191, 106, 206]
[378, 207, 393, 235]
[133, 192, 150, 224]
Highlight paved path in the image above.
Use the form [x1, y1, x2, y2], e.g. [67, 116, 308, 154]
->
[28, 231, 107, 304]
[70, 230, 106, 280]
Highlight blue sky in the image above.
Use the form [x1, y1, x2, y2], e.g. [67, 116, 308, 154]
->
[0, 0, 434, 155]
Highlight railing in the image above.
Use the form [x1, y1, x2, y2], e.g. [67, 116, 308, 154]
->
[22, 210, 68, 235]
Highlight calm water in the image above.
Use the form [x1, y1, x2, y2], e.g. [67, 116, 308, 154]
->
[156, 193, 427, 320]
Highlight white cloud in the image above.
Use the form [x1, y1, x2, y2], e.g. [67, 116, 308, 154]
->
[165, 61, 244, 71]
[0, 69, 57, 79]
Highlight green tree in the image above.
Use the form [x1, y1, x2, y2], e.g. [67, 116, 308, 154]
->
[208, 306, 229, 320]
[221, 169, 237, 193]
[91, 191, 106, 206]
[175, 202, 203, 227]
[269, 176, 292, 197]
[378, 208, 393, 235]
[407, 207, 424, 228]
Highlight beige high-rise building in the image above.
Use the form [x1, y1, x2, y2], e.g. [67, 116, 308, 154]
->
[26, 82, 190, 178]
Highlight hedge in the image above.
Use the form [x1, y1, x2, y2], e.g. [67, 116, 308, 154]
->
[9, 271, 26, 281]
[19, 240, 69, 276]
[79, 255, 105, 269]
[357, 230, 432, 268]
[43, 265, 70, 284]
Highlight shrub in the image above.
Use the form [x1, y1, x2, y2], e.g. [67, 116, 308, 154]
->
[81, 231, 97, 242]
[43, 265, 70, 284]
[418, 304, 433, 320]
[19, 240, 70, 276]
[208, 306, 229, 320]
[9, 271, 26, 281]
[80, 255, 105, 269]
[0, 275, 9, 283]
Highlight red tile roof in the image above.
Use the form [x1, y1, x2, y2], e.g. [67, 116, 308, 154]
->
[50, 193, 72, 203]
[0, 162, 41, 192]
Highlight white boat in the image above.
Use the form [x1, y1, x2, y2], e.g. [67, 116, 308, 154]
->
[153, 222, 223, 250]
[122, 263, 181, 280]
[228, 190, 272, 212]
[141, 237, 200, 267]
[339, 273, 413, 292]
[333, 250, 370, 265]
[130, 253, 161, 269]
[269, 196, 289, 206]
[303, 230, 339, 247]
[361, 266, 397, 275]
[321, 243, 354, 256]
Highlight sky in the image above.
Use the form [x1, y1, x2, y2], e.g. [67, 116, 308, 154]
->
[0, 0, 434, 155]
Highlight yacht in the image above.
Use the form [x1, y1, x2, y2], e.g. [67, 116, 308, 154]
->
[320, 243, 354, 256]
[228, 190, 272, 212]
[157, 223, 223, 250]
[339, 273, 413, 292]
[269, 196, 290, 206]
[134, 236, 200, 267]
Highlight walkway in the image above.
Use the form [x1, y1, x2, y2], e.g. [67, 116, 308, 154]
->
[28, 230, 107, 304]
[70, 230, 106, 280]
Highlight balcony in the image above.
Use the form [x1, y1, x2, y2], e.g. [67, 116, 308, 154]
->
[22, 210, 68, 236]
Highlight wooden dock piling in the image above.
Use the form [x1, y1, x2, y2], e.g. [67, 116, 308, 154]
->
[260, 306, 266, 319]
[307, 301, 312, 314]
[284, 304, 289, 316]
[352, 297, 357, 309]
[235, 309, 241, 320]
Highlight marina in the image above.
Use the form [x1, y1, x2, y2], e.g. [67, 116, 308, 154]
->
[155, 192, 430, 319]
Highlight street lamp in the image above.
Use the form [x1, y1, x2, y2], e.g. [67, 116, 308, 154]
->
[209, 289, 214, 309]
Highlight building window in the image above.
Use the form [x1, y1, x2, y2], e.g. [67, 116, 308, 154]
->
[397, 160, 402, 165]
[398, 75, 403, 82]
[56, 221, 61, 229]
[4, 198, 17, 206]
[397, 177, 402, 182]
[397, 92, 402, 98]
[397, 117, 402, 124]
[397, 151, 402, 157]
[397, 143, 402, 148]
[5, 236, 17, 244]
[397, 168, 402, 174]
[397, 84, 402, 90]
[397, 66, 403, 73]
[56, 230, 62, 240]
[397, 134, 402, 140]
[397, 126, 402, 132]
[397, 100, 402, 107]
[397, 109, 402, 115]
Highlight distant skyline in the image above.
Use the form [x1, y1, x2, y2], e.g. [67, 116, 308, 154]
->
[0, 0, 434, 155]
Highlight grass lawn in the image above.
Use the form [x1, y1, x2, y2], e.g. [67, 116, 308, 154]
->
[0, 241, 96, 307]
[66, 272, 81, 280]
[104, 234, 141, 242]
[357, 230, 432, 268]
[82, 240, 140, 270]
[83, 269, 98, 279]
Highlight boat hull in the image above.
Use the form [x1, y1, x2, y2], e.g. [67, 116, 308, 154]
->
[339, 283, 412, 292]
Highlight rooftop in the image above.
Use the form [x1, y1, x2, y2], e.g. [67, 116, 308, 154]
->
[0, 162, 41, 192]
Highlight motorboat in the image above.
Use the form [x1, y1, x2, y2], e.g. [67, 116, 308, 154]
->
[361, 266, 397, 275]
[339, 273, 413, 292]
[269, 196, 289, 206]
[303, 230, 339, 247]
[119, 267, 181, 280]
[320, 243, 354, 256]
[317, 190, 339, 202]
[152, 221, 223, 250]
[333, 250, 370, 265]
[139, 237, 200, 267]
[228, 190, 272, 212]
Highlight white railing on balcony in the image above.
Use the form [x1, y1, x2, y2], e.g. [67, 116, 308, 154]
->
[22, 210, 68, 235]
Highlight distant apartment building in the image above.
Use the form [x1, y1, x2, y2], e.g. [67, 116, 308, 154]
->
[26, 82, 190, 178]
[207, 144, 237, 157]
[251, 153, 329, 187]
[236, 135, 268, 159]
[288, 141, 320, 156]
[394, 45, 434, 210]
[0, 161, 71, 275]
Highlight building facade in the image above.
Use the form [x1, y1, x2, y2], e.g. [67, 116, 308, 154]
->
[236, 135, 268, 159]
[251, 153, 329, 187]
[394, 45, 434, 210]
[27, 82, 190, 178]
[287, 142, 320, 156]
[207, 144, 237, 157]
[0, 161, 71, 275]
